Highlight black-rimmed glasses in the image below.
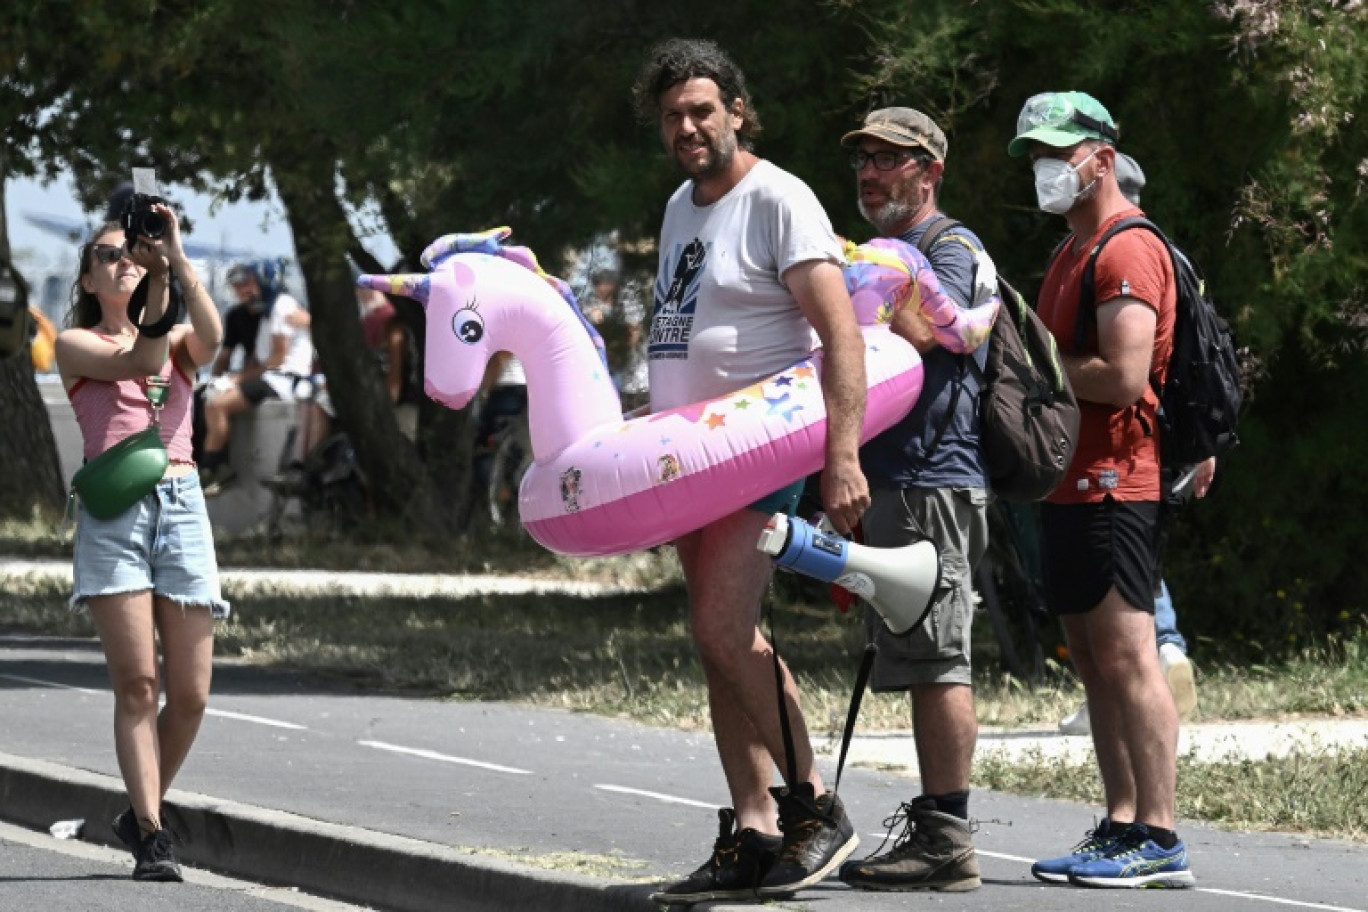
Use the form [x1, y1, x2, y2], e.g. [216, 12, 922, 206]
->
[849, 149, 916, 172]
[92, 244, 128, 266]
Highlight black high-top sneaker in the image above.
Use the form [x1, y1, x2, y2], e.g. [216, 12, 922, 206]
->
[649, 807, 782, 904]
[756, 783, 858, 897]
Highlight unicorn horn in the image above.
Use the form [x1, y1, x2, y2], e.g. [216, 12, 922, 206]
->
[357, 273, 431, 306]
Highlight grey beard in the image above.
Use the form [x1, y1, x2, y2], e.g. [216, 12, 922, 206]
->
[859, 196, 917, 236]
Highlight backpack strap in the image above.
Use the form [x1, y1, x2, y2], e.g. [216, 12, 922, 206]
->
[915, 216, 961, 257]
[914, 217, 970, 459]
[1073, 216, 1168, 352]
[1074, 217, 1181, 440]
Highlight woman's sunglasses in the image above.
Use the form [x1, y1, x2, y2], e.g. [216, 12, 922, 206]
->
[92, 244, 128, 266]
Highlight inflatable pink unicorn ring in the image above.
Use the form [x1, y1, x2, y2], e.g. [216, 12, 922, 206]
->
[359, 227, 996, 557]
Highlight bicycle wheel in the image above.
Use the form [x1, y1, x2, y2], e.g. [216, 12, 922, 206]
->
[487, 424, 531, 530]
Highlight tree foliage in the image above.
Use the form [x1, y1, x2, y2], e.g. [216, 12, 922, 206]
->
[2, 0, 1365, 649]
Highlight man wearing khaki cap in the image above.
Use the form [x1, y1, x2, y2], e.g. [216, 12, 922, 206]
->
[836, 106, 999, 893]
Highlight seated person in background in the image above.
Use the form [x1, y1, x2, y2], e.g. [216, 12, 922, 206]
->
[579, 268, 649, 413]
[579, 268, 619, 326]
[194, 287, 265, 462]
[359, 286, 422, 441]
[472, 350, 527, 491]
[200, 260, 313, 496]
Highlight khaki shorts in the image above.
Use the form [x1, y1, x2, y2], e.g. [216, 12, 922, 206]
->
[860, 486, 988, 689]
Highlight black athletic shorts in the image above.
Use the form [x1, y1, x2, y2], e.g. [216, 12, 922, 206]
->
[238, 376, 281, 405]
[1040, 497, 1161, 615]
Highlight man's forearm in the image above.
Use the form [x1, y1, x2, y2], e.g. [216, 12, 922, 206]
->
[821, 332, 867, 463]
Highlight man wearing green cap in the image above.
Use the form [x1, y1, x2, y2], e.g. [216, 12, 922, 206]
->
[833, 106, 996, 894]
[1009, 91, 1193, 889]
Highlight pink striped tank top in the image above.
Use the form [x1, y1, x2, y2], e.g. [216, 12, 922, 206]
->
[68, 333, 196, 464]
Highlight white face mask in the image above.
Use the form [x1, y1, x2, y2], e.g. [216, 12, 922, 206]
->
[1033, 149, 1098, 215]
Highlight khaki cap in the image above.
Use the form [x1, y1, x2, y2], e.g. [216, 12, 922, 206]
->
[841, 107, 947, 162]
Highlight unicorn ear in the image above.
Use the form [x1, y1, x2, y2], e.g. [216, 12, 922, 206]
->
[358, 273, 430, 307]
[421, 226, 514, 269]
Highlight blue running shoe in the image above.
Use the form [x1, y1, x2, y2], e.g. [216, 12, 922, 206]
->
[1030, 819, 1120, 884]
[1068, 823, 1195, 889]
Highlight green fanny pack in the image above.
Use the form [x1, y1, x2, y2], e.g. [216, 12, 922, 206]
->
[71, 426, 169, 520]
[69, 374, 171, 521]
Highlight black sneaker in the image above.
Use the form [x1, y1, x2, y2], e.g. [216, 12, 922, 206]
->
[756, 783, 859, 897]
[132, 828, 183, 882]
[110, 807, 140, 854]
[648, 808, 781, 904]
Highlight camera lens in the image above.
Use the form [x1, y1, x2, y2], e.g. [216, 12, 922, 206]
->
[139, 211, 166, 239]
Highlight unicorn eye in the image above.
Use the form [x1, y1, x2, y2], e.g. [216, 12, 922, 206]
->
[452, 307, 484, 345]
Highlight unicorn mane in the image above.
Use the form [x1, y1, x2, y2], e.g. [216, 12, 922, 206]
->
[422, 227, 608, 370]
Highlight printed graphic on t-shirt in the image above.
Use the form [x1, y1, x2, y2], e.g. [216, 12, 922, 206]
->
[650, 238, 708, 360]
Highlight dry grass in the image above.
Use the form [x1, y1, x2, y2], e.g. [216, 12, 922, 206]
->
[974, 744, 1368, 842]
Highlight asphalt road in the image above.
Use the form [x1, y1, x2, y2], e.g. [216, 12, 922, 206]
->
[1, 629, 1366, 912]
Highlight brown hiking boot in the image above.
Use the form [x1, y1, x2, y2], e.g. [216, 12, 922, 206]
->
[839, 796, 981, 892]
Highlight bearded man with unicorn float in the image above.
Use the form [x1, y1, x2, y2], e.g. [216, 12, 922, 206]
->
[359, 221, 994, 890]
[362, 40, 994, 909]
[358, 229, 994, 559]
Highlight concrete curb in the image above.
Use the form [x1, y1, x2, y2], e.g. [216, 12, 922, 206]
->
[0, 750, 661, 912]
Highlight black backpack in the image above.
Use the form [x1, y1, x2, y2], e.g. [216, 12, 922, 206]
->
[919, 219, 1080, 502]
[1071, 217, 1243, 475]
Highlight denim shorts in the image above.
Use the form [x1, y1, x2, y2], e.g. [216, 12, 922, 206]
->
[71, 472, 231, 618]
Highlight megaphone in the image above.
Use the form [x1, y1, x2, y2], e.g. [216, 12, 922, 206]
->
[757, 513, 941, 635]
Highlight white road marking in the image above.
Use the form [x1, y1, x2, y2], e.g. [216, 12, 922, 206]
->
[358, 739, 532, 775]
[0, 673, 101, 695]
[1, 672, 306, 730]
[1196, 890, 1365, 912]
[978, 848, 1035, 863]
[977, 850, 1365, 911]
[206, 708, 307, 730]
[593, 784, 716, 808]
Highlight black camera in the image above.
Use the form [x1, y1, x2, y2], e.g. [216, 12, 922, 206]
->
[121, 192, 168, 246]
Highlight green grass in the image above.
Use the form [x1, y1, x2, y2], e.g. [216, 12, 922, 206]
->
[974, 745, 1368, 842]
[4, 531, 1367, 842]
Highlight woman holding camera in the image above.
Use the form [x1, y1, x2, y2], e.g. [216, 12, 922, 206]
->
[55, 208, 226, 882]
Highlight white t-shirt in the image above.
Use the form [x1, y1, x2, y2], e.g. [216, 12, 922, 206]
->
[493, 354, 526, 387]
[647, 160, 844, 412]
[254, 294, 315, 400]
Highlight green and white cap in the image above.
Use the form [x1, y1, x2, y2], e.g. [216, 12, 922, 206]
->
[1008, 91, 1118, 157]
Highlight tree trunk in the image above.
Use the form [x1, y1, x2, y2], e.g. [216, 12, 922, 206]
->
[0, 175, 66, 518]
[271, 153, 468, 535]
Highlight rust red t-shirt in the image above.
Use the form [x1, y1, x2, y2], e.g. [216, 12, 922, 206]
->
[1037, 208, 1177, 503]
